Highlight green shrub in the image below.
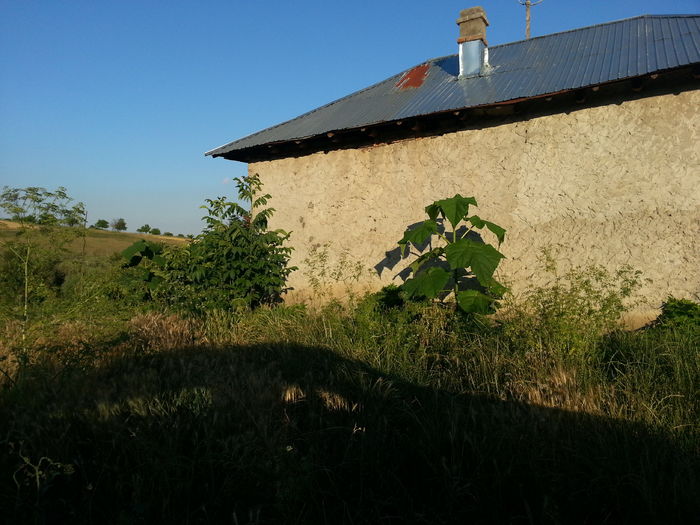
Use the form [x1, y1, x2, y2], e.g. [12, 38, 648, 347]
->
[122, 174, 296, 313]
[502, 257, 642, 356]
[652, 297, 700, 331]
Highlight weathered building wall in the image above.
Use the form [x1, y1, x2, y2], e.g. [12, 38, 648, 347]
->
[252, 90, 700, 316]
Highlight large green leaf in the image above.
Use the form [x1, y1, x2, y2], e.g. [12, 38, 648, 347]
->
[445, 238, 477, 269]
[435, 195, 478, 229]
[146, 275, 164, 290]
[484, 221, 505, 245]
[468, 215, 485, 228]
[152, 255, 167, 268]
[425, 203, 440, 221]
[470, 244, 505, 284]
[485, 278, 508, 298]
[468, 216, 506, 245]
[468, 215, 506, 245]
[409, 247, 445, 273]
[398, 220, 437, 256]
[456, 290, 494, 314]
[445, 239, 504, 284]
[403, 267, 451, 299]
[121, 240, 147, 261]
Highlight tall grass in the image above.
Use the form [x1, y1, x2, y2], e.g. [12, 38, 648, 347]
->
[0, 281, 698, 523]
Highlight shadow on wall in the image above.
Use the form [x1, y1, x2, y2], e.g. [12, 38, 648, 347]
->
[4, 342, 696, 524]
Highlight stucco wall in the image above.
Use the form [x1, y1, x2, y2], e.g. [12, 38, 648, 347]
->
[251, 90, 700, 315]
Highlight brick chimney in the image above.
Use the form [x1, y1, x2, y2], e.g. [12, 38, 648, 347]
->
[456, 6, 489, 78]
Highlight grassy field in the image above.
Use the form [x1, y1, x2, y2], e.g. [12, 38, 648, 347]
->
[0, 220, 187, 257]
[0, 217, 697, 523]
[0, 295, 698, 524]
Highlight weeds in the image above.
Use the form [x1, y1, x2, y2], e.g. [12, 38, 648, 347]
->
[0, 260, 697, 523]
[302, 242, 370, 304]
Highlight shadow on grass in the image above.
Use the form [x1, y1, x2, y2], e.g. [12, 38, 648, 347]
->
[1, 342, 697, 524]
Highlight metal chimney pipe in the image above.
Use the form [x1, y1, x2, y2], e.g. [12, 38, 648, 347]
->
[456, 6, 489, 78]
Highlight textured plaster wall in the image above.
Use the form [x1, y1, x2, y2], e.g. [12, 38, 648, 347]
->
[251, 90, 700, 315]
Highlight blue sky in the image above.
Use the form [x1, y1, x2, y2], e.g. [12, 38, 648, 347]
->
[1, 0, 698, 234]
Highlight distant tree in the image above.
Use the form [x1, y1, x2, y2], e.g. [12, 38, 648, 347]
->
[163, 232, 173, 237]
[186, 234, 194, 239]
[92, 219, 109, 229]
[64, 210, 86, 227]
[177, 233, 185, 238]
[0, 186, 86, 342]
[137, 224, 151, 233]
[111, 218, 127, 232]
[150, 227, 161, 235]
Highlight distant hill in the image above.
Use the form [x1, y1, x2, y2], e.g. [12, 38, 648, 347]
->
[0, 220, 188, 257]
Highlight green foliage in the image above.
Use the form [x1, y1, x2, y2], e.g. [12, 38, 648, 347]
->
[162, 231, 173, 237]
[504, 255, 643, 354]
[0, 187, 86, 317]
[92, 219, 109, 229]
[121, 239, 167, 292]
[149, 227, 161, 235]
[398, 194, 506, 314]
[183, 173, 296, 309]
[121, 174, 296, 312]
[110, 218, 127, 232]
[2, 295, 697, 523]
[1, 186, 85, 229]
[136, 224, 151, 233]
[652, 297, 700, 331]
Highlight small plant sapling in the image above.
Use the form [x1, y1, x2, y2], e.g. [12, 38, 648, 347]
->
[398, 194, 506, 314]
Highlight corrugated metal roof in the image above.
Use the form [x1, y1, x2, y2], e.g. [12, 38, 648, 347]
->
[206, 15, 700, 158]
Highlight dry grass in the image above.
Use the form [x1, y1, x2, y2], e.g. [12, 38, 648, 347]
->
[0, 295, 697, 524]
[0, 221, 187, 257]
[128, 312, 200, 351]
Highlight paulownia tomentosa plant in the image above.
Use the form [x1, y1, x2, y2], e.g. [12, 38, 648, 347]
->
[398, 194, 507, 314]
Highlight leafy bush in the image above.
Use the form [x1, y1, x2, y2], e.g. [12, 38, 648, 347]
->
[652, 297, 700, 331]
[122, 174, 296, 312]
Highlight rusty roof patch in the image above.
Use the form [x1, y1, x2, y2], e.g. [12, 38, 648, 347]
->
[395, 63, 430, 89]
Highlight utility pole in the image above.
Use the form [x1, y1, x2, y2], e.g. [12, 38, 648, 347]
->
[519, 0, 544, 39]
